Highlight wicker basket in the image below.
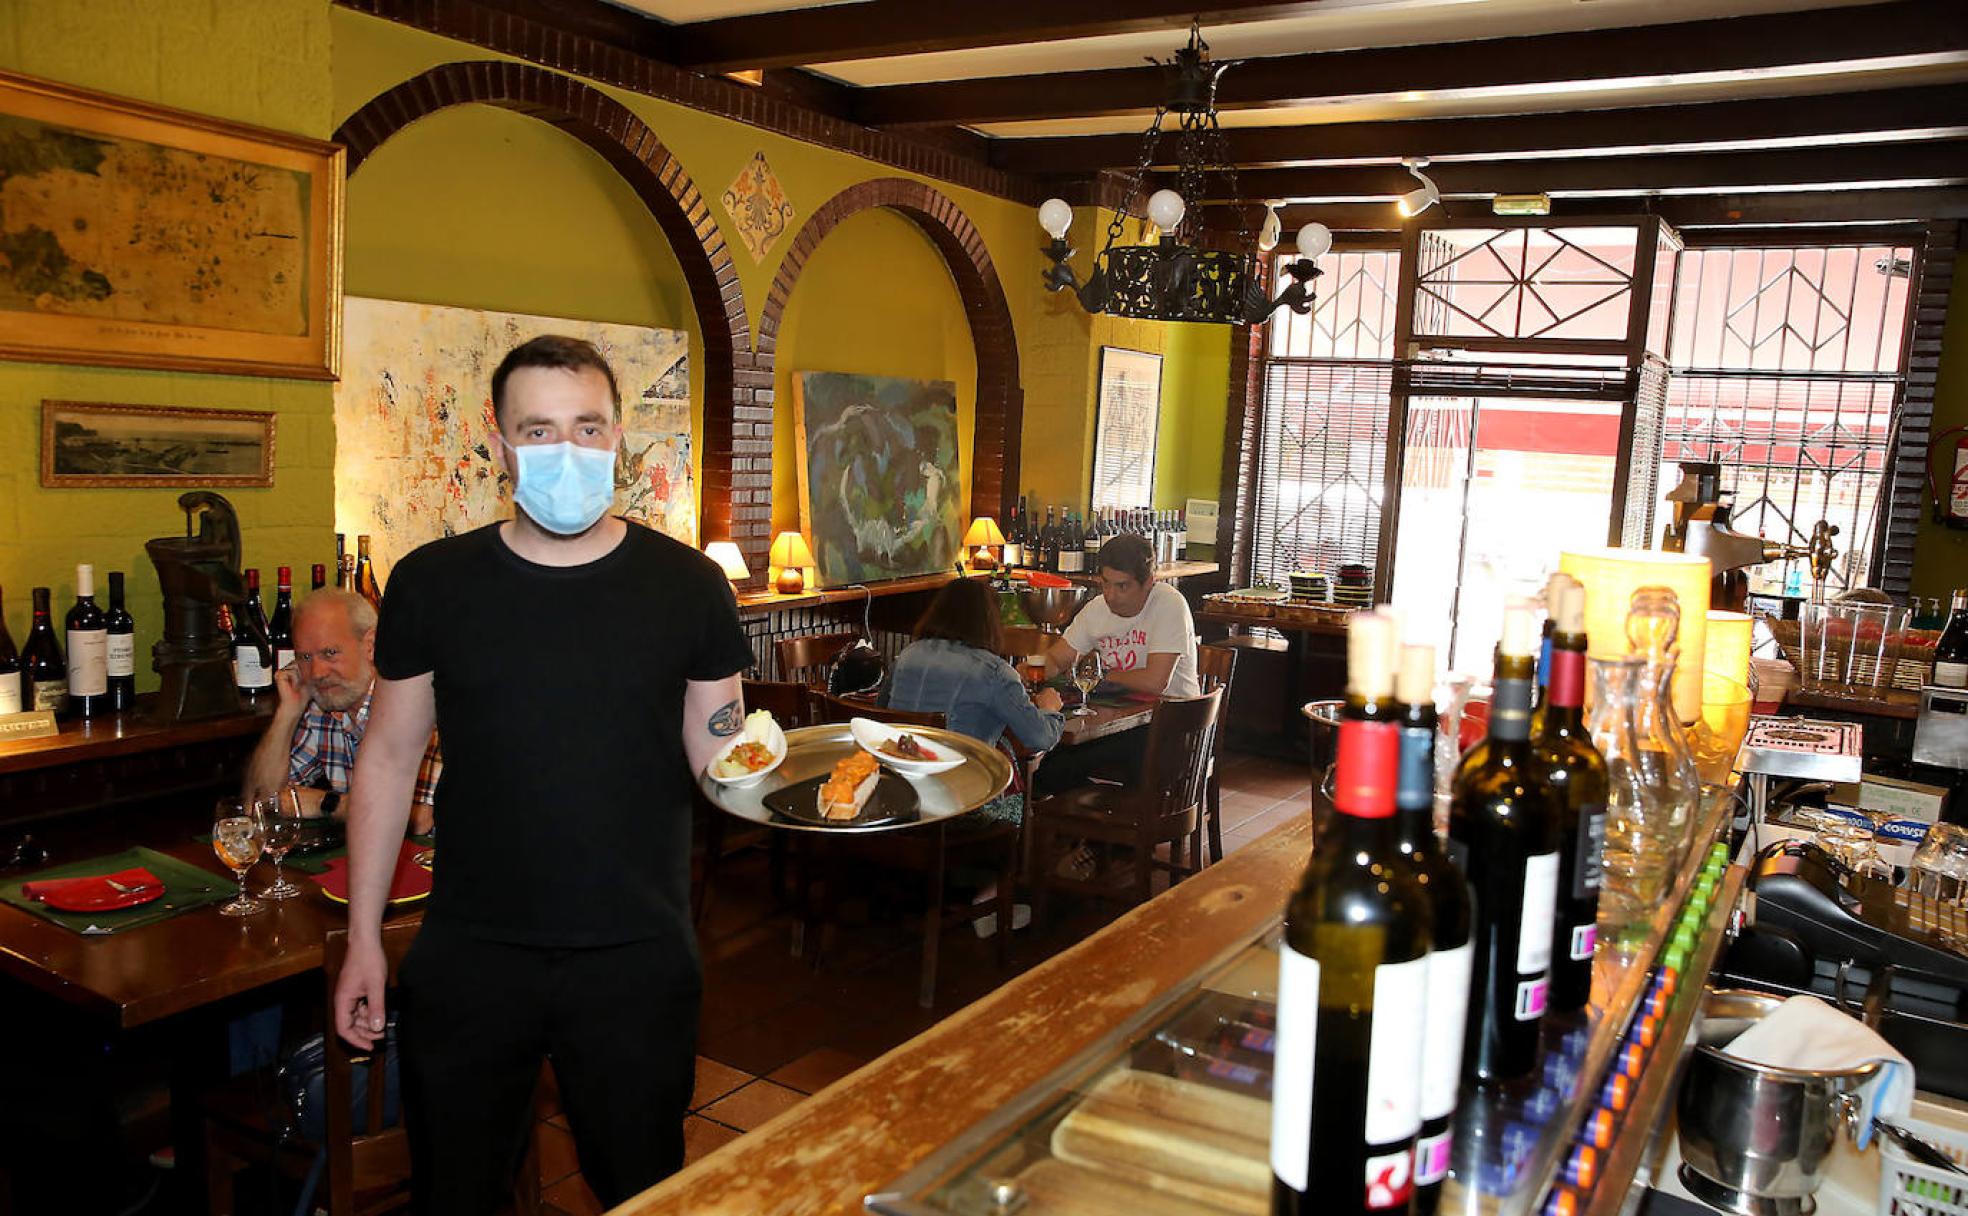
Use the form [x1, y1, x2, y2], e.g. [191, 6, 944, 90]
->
[1762, 608, 1932, 692]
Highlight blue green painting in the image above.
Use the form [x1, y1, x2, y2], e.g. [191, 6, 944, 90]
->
[795, 371, 962, 586]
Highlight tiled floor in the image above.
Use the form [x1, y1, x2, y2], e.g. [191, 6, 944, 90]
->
[534, 749, 1312, 1214]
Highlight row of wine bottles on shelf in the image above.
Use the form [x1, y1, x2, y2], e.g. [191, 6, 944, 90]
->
[1271, 577, 1616, 1216]
[997, 496, 1187, 574]
[0, 535, 385, 718]
[0, 567, 137, 718]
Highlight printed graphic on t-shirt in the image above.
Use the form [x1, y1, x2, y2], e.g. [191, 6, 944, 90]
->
[1095, 627, 1150, 673]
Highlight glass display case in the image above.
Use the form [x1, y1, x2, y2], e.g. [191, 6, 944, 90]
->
[867, 792, 1744, 1216]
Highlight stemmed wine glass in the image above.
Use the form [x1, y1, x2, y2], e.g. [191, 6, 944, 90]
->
[1070, 649, 1105, 718]
[255, 786, 305, 900]
[212, 797, 267, 917]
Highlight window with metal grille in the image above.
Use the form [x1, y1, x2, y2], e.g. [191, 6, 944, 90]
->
[1250, 248, 1401, 587]
[1663, 244, 1915, 594]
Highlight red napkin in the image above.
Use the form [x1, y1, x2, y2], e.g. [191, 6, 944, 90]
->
[314, 841, 433, 904]
[23, 866, 163, 907]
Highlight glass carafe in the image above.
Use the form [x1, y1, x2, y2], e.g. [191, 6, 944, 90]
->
[1626, 588, 1702, 873]
[1587, 655, 1670, 931]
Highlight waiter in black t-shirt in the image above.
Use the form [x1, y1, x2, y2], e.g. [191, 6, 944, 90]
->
[334, 335, 755, 1213]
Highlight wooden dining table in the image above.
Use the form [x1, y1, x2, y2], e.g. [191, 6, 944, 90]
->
[1057, 697, 1155, 745]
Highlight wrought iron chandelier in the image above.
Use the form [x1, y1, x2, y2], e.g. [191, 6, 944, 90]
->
[1038, 23, 1330, 326]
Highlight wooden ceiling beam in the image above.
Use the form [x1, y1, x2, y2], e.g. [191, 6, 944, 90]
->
[990, 84, 1968, 174]
[662, 1, 1328, 74]
[1211, 139, 1968, 201]
[853, 0, 1968, 126]
[1206, 187, 1968, 233]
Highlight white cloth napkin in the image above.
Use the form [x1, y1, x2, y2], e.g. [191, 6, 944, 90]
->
[1723, 993, 1912, 1149]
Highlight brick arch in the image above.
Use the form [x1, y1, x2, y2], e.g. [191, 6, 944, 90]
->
[334, 61, 751, 554]
[759, 178, 1024, 546]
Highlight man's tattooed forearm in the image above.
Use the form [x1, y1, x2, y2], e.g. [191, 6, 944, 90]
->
[708, 699, 743, 736]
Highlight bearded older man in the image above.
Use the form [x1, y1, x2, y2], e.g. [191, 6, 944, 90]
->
[243, 588, 442, 833]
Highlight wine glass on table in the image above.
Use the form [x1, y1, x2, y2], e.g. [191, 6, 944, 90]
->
[1071, 649, 1104, 718]
[212, 797, 267, 917]
[254, 786, 305, 900]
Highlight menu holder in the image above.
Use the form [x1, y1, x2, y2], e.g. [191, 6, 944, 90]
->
[0, 710, 59, 742]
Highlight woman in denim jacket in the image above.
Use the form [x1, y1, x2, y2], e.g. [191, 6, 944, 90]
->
[884, 578, 1065, 827]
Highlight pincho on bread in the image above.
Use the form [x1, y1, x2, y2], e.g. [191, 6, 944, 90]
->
[819, 752, 881, 821]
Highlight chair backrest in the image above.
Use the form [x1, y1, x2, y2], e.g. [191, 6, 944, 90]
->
[1197, 643, 1237, 696]
[810, 689, 946, 730]
[776, 631, 859, 687]
[320, 919, 420, 1216]
[742, 678, 813, 730]
[1136, 689, 1222, 820]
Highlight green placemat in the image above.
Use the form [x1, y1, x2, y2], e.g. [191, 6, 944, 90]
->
[0, 847, 238, 936]
[187, 832, 433, 874]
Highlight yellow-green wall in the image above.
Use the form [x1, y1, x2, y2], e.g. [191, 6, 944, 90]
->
[0, 0, 334, 692]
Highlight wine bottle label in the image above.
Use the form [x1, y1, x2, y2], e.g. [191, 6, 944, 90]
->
[1270, 945, 1320, 1191]
[32, 678, 67, 712]
[1003, 542, 1023, 566]
[1515, 977, 1549, 1021]
[1574, 802, 1606, 897]
[0, 676, 19, 714]
[1059, 549, 1084, 573]
[1418, 942, 1472, 1121]
[1517, 851, 1559, 975]
[1366, 955, 1427, 1144]
[66, 628, 108, 696]
[107, 633, 135, 678]
[1366, 1149, 1415, 1211]
[276, 648, 295, 673]
[1937, 661, 1968, 688]
[1570, 923, 1598, 962]
[1414, 1129, 1453, 1188]
[234, 645, 272, 688]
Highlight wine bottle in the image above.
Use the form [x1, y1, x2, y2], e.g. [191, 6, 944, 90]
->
[1449, 600, 1563, 1083]
[1040, 507, 1058, 573]
[334, 533, 348, 588]
[0, 586, 21, 715]
[105, 571, 136, 712]
[310, 563, 328, 593]
[1394, 641, 1474, 1215]
[1936, 589, 1968, 689]
[64, 564, 109, 720]
[1081, 508, 1100, 567]
[233, 573, 272, 697]
[1060, 512, 1085, 574]
[354, 536, 383, 609]
[1273, 611, 1432, 1216]
[1003, 497, 1026, 569]
[22, 587, 67, 715]
[1533, 578, 1608, 1014]
[268, 566, 296, 674]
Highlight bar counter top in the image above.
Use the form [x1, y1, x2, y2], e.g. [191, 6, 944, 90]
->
[0, 692, 275, 777]
[617, 810, 1307, 1215]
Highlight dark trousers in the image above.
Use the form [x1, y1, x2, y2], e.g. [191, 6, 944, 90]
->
[397, 923, 701, 1214]
[1033, 725, 1148, 797]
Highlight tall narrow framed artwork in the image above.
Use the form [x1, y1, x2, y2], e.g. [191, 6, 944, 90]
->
[794, 372, 963, 586]
[1091, 347, 1163, 512]
[0, 69, 343, 379]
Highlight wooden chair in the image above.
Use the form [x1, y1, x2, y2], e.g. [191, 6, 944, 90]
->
[775, 631, 859, 687]
[1195, 643, 1240, 867]
[201, 920, 542, 1216]
[695, 679, 814, 926]
[1028, 688, 1223, 919]
[803, 696, 1019, 1007]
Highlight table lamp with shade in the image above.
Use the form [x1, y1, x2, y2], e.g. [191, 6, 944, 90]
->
[769, 530, 816, 595]
[963, 517, 1005, 572]
[704, 541, 749, 583]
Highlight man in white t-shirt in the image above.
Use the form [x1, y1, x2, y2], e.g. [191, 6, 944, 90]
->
[1036, 533, 1199, 793]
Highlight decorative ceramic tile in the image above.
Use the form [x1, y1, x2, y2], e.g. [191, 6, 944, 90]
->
[721, 151, 796, 263]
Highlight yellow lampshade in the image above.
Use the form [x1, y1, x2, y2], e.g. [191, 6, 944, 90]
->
[769, 531, 815, 570]
[1558, 546, 1712, 723]
[963, 517, 1006, 547]
[704, 541, 749, 581]
[1703, 610, 1753, 695]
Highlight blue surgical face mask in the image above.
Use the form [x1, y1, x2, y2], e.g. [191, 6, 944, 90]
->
[507, 440, 617, 535]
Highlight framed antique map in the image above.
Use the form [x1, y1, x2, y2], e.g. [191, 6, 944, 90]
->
[0, 69, 343, 379]
[40, 400, 276, 488]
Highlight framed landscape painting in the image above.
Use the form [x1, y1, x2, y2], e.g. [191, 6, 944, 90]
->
[794, 371, 962, 586]
[0, 69, 343, 380]
[41, 400, 276, 488]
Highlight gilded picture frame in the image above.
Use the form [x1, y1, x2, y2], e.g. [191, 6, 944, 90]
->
[41, 400, 277, 489]
[0, 69, 343, 380]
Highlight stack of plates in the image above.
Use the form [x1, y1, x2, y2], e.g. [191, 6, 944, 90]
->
[1287, 572, 1328, 604]
[1332, 564, 1374, 609]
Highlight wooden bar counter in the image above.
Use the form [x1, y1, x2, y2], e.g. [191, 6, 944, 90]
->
[618, 811, 1309, 1216]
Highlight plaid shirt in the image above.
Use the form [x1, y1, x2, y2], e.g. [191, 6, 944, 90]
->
[288, 686, 442, 806]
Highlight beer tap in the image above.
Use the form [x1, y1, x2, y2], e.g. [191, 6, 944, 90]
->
[1805, 520, 1841, 606]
